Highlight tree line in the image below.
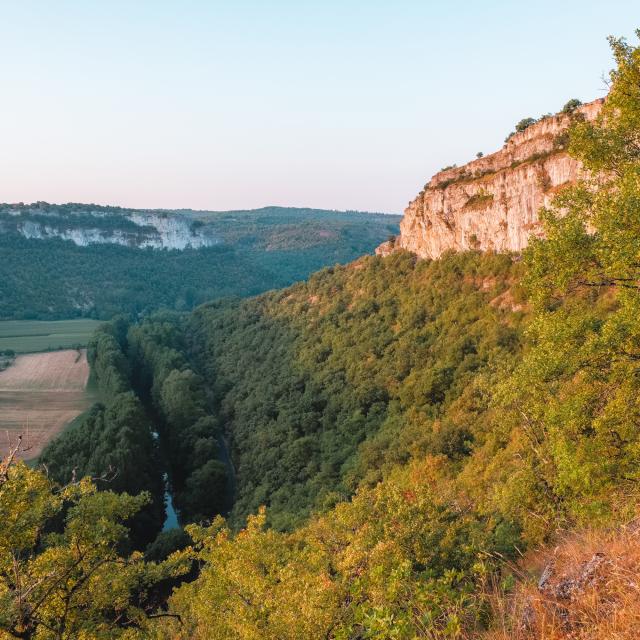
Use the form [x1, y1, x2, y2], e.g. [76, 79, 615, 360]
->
[39, 319, 165, 549]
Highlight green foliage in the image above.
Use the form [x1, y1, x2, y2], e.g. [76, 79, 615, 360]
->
[183, 460, 229, 522]
[0, 206, 400, 320]
[0, 462, 183, 639]
[488, 30, 640, 541]
[463, 191, 494, 211]
[505, 116, 540, 142]
[515, 117, 537, 132]
[39, 394, 165, 549]
[144, 528, 192, 563]
[562, 98, 582, 113]
[87, 324, 131, 396]
[186, 251, 523, 530]
[165, 458, 495, 640]
[41, 322, 166, 549]
[126, 315, 231, 524]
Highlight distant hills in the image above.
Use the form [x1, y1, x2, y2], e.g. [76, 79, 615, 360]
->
[0, 202, 400, 320]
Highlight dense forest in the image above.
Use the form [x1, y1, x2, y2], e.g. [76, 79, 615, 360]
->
[1, 31, 639, 640]
[0, 206, 399, 320]
[186, 250, 524, 530]
[39, 319, 166, 550]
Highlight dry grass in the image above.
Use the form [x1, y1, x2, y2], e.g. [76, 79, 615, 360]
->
[0, 350, 94, 459]
[481, 525, 640, 639]
[0, 350, 90, 390]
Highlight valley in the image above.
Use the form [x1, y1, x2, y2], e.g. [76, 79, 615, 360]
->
[1, 20, 639, 640]
[0, 205, 400, 320]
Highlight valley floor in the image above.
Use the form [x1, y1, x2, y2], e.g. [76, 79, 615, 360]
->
[0, 349, 95, 459]
[0, 318, 102, 353]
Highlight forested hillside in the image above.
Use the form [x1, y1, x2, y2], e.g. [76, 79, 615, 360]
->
[1, 31, 639, 640]
[0, 206, 399, 320]
[186, 251, 525, 530]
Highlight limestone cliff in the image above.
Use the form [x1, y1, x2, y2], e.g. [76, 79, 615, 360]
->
[0, 206, 220, 250]
[378, 99, 603, 259]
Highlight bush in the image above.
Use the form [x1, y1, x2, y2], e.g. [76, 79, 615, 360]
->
[515, 117, 538, 132]
[562, 98, 582, 113]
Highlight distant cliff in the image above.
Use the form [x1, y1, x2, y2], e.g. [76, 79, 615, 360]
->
[0, 206, 218, 250]
[0, 204, 400, 253]
[378, 99, 603, 259]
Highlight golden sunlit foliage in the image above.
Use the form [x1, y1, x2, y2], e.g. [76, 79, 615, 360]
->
[0, 458, 185, 640]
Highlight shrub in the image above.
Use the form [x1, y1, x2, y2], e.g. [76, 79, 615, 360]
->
[464, 191, 495, 211]
[515, 117, 538, 133]
[562, 98, 583, 114]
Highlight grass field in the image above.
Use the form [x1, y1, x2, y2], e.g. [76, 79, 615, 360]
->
[0, 350, 95, 460]
[0, 319, 102, 353]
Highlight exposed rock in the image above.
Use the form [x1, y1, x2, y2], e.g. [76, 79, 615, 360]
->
[375, 238, 396, 257]
[538, 552, 609, 601]
[7, 211, 219, 250]
[386, 99, 603, 259]
[537, 561, 555, 592]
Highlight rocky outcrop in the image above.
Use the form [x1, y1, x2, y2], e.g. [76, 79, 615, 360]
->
[5, 210, 219, 250]
[379, 99, 603, 260]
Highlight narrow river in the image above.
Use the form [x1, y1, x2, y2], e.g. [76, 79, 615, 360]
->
[153, 428, 236, 529]
[152, 430, 180, 530]
[162, 472, 179, 531]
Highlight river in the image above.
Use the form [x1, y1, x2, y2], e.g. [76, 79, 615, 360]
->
[162, 472, 179, 531]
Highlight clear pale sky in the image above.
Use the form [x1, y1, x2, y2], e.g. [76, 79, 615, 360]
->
[0, 2, 636, 213]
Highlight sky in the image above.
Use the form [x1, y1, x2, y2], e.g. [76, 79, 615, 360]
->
[0, 2, 637, 214]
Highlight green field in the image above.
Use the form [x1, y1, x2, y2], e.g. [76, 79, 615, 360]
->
[0, 319, 102, 353]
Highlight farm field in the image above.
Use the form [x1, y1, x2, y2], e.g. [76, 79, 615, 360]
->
[0, 319, 102, 353]
[0, 349, 95, 459]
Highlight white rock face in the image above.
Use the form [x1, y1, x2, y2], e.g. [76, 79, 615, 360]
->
[379, 99, 603, 260]
[129, 213, 215, 249]
[14, 212, 219, 250]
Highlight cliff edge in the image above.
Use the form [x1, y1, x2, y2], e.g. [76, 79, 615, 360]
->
[378, 99, 603, 259]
